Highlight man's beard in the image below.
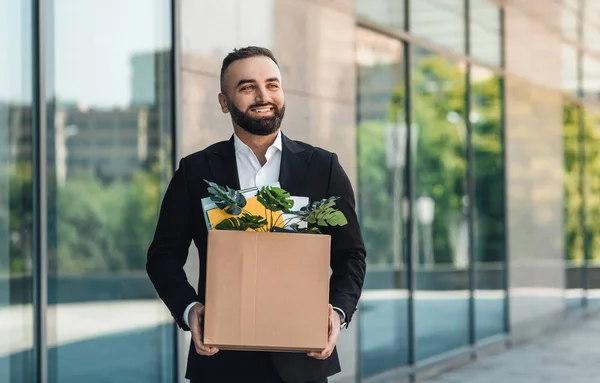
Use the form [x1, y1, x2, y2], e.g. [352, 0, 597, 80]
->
[227, 99, 285, 136]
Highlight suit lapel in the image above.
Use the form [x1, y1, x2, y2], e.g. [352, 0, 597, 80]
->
[205, 135, 241, 190]
[279, 133, 312, 197]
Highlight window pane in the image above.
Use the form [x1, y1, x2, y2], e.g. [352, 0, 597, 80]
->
[583, 54, 600, 307]
[45, 1, 175, 382]
[356, 27, 409, 377]
[0, 1, 34, 382]
[471, 66, 505, 339]
[562, 43, 579, 98]
[411, 47, 469, 360]
[355, 0, 404, 30]
[470, 0, 501, 68]
[411, 0, 465, 55]
[561, 0, 579, 42]
[563, 99, 585, 310]
[583, 3, 600, 52]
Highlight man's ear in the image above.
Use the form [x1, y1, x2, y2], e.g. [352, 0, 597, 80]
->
[218, 93, 229, 113]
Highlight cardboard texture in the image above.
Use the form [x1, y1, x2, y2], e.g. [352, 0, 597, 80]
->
[203, 230, 331, 352]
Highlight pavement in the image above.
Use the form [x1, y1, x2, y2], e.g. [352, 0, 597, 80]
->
[423, 313, 600, 383]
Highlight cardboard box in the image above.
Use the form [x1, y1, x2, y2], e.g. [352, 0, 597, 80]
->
[203, 230, 331, 352]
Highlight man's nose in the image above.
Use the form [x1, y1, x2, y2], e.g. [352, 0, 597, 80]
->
[255, 86, 269, 104]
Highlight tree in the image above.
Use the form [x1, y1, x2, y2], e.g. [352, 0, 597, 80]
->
[357, 51, 505, 267]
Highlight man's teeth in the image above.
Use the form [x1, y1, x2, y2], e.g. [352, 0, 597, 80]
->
[253, 108, 271, 112]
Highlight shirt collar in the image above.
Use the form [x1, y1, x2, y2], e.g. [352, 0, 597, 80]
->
[233, 130, 283, 154]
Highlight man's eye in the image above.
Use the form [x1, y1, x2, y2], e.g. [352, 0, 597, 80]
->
[268, 84, 279, 89]
[241, 86, 253, 91]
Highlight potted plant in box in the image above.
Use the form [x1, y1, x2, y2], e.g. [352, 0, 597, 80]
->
[204, 180, 348, 233]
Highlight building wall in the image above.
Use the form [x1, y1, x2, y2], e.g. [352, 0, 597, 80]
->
[178, 0, 359, 381]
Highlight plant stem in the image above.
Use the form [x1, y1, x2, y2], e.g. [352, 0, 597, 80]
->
[264, 206, 269, 231]
[282, 215, 301, 226]
[273, 213, 284, 228]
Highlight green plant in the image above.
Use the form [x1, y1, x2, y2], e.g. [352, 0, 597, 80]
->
[292, 197, 348, 227]
[204, 180, 348, 233]
[205, 181, 247, 215]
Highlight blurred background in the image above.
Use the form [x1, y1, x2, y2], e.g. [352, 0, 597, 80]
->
[1, 0, 599, 382]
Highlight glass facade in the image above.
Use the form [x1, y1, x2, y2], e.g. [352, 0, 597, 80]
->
[1, 1, 176, 382]
[3, 0, 600, 382]
[411, 48, 470, 360]
[356, 0, 507, 378]
[45, 1, 175, 382]
[356, 27, 409, 376]
[0, 1, 34, 382]
[583, 53, 600, 307]
[472, 66, 505, 340]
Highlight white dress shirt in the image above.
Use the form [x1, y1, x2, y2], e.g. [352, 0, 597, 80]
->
[183, 131, 346, 329]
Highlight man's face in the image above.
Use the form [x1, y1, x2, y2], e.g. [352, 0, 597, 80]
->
[219, 56, 285, 136]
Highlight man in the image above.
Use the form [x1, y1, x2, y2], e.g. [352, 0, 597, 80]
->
[147, 46, 366, 383]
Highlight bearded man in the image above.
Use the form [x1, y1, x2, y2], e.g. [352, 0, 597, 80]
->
[146, 46, 366, 383]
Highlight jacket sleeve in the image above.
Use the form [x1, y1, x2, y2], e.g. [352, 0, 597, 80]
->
[325, 153, 367, 326]
[146, 158, 199, 331]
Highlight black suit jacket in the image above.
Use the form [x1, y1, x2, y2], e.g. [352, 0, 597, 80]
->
[146, 133, 367, 383]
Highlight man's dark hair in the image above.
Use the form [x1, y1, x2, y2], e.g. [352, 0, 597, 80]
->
[220, 46, 279, 92]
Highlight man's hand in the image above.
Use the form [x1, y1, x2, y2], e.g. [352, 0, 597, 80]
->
[189, 303, 219, 356]
[308, 304, 341, 360]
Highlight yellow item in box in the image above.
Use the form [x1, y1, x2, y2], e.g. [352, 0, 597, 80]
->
[206, 196, 285, 231]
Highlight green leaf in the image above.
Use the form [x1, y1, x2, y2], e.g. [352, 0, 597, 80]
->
[205, 180, 246, 215]
[238, 213, 268, 230]
[328, 211, 348, 226]
[257, 186, 294, 212]
[289, 223, 321, 234]
[214, 217, 248, 231]
[291, 196, 348, 228]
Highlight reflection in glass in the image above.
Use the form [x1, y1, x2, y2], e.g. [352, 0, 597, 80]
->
[583, 2, 600, 51]
[471, 67, 505, 339]
[356, 27, 409, 377]
[583, 55, 600, 307]
[562, 44, 579, 98]
[563, 99, 585, 310]
[470, 0, 501, 68]
[411, 0, 465, 54]
[0, 1, 34, 382]
[45, 1, 174, 382]
[561, 0, 579, 42]
[411, 47, 469, 360]
[355, 0, 404, 30]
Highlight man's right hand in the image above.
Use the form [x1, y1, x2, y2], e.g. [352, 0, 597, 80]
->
[189, 303, 219, 356]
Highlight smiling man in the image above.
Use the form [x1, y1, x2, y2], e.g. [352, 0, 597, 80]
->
[146, 46, 366, 383]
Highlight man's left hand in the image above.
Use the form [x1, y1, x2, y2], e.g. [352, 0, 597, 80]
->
[307, 304, 341, 360]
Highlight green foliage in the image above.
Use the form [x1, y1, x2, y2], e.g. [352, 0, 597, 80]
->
[215, 213, 268, 231]
[293, 197, 348, 227]
[215, 217, 249, 231]
[581, 108, 600, 262]
[357, 50, 504, 265]
[257, 186, 294, 212]
[205, 180, 247, 215]
[239, 213, 269, 229]
[207, 184, 348, 233]
[289, 223, 322, 234]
